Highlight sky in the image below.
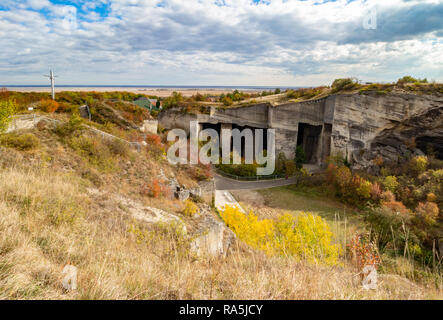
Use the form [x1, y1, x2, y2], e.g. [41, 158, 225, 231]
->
[0, 0, 442, 86]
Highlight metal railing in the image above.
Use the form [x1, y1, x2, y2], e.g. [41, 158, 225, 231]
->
[215, 168, 286, 181]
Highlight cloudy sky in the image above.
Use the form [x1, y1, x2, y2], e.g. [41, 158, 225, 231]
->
[0, 0, 442, 86]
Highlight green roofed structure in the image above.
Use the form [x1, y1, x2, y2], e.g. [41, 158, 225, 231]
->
[133, 97, 161, 111]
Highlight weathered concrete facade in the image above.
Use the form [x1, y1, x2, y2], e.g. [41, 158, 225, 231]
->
[159, 92, 443, 167]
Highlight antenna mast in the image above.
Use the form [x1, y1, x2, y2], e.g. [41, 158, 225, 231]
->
[44, 69, 58, 100]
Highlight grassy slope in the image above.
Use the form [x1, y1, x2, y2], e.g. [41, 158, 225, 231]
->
[253, 185, 442, 293]
[257, 186, 364, 248]
[0, 124, 441, 299]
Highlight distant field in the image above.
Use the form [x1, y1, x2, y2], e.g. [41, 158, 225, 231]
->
[4, 87, 259, 97]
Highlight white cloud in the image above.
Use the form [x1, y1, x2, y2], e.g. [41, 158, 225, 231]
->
[26, 0, 51, 10]
[0, 0, 442, 86]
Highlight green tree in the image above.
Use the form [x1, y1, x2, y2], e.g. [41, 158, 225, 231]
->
[162, 91, 183, 109]
[222, 96, 233, 106]
[331, 78, 359, 93]
[295, 145, 305, 169]
[0, 100, 17, 133]
[397, 76, 428, 84]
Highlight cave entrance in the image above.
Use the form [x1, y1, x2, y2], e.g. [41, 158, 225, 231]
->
[297, 123, 323, 164]
[200, 122, 268, 160]
[231, 123, 268, 158]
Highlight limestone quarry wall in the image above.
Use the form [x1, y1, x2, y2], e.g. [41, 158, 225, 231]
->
[158, 93, 443, 166]
[209, 103, 270, 128]
[329, 93, 443, 157]
[158, 109, 198, 134]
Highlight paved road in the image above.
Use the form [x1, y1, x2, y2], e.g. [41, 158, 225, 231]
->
[214, 173, 300, 191]
[214, 190, 246, 213]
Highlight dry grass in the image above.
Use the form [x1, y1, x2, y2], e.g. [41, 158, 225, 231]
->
[0, 166, 441, 300]
[0, 124, 441, 299]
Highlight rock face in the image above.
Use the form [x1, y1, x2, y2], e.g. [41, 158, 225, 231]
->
[6, 115, 57, 133]
[190, 214, 235, 258]
[158, 169, 215, 203]
[330, 93, 443, 167]
[140, 120, 158, 134]
[371, 106, 443, 159]
[110, 192, 188, 234]
[87, 188, 232, 257]
[351, 105, 443, 170]
[159, 92, 443, 167]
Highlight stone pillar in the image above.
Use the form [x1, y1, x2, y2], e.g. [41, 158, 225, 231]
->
[275, 128, 297, 159]
[220, 123, 232, 163]
[267, 105, 274, 128]
[316, 125, 325, 166]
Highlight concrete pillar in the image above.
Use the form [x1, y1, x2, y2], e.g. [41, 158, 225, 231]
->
[221, 123, 232, 163]
[316, 125, 325, 166]
[267, 105, 274, 128]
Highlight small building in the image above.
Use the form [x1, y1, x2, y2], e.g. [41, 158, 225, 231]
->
[133, 97, 161, 111]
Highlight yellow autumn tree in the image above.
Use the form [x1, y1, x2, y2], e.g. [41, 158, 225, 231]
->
[220, 205, 341, 265]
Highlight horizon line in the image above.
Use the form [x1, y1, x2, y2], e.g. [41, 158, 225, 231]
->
[1, 84, 307, 89]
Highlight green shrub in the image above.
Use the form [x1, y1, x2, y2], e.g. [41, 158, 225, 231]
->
[54, 114, 84, 138]
[383, 176, 399, 192]
[222, 96, 233, 106]
[408, 156, 428, 175]
[397, 76, 428, 84]
[69, 135, 115, 171]
[217, 162, 258, 177]
[356, 179, 372, 200]
[183, 200, 199, 217]
[283, 160, 296, 176]
[0, 100, 17, 133]
[331, 78, 359, 93]
[104, 138, 130, 157]
[0, 133, 40, 151]
[162, 92, 183, 109]
[365, 205, 414, 252]
[295, 145, 305, 169]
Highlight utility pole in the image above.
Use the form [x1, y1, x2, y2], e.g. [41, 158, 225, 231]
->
[44, 69, 57, 100]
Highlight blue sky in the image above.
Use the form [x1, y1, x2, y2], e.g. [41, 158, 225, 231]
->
[0, 0, 442, 86]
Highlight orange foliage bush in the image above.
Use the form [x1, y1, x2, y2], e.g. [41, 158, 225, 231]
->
[382, 200, 411, 215]
[427, 192, 437, 202]
[140, 178, 170, 198]
[370, 182, 382, 202]
[0, 88, 10, 100]
[326, 163, 337, 184]
[39, 99, 59, 113]
[380, 190, 395, 202]
[335, 166, 352, 189]
[347, 234, 380, 270]
[146, 134, 162, 147]
[145, 134, 166, 159]
[415, 201, 439, 225]
[187, 163, 213, 181]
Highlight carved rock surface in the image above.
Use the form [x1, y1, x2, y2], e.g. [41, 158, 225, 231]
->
[190, 214, 235, 258]
[371, 106, 443, 159]
[351, 105, 443, 169]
